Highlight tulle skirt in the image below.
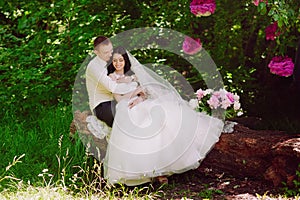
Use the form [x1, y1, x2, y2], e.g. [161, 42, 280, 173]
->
[103, 95, 224, 186]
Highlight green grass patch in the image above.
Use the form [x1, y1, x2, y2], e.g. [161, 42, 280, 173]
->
[0, 105, 163, 199]
[0, 105, 86, 188]
[1, 104, 299, 199]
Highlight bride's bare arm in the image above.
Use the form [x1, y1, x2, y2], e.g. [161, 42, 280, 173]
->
[108, 73, 145, 104]
[130, 85, 145, 97]
[113, 86, 147, 105]
[113, 91, 135, 102]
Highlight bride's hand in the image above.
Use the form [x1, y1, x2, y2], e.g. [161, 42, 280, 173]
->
[132, 86, 146, 97]
[116, 76, 133, 83]
[128, 96, 144, 109]
[108, 73, 117, 81]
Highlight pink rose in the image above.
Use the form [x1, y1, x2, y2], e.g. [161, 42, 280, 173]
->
[253, 0, 268, 6]
[265, 21, 281, 40]
[207, 94, 219, 109]
[182, 36, 202, 55]
[268, 56, 295, 77]
[190, 0, 216, 17]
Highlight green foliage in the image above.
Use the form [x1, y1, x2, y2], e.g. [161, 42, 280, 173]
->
[281, 164, 300, 197]
[1, 0, 119, 114]
[197, 184, 223, 199]
[1, 0, 299, 125]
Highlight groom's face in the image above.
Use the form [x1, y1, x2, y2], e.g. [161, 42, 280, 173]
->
[95, 43, 113, 62]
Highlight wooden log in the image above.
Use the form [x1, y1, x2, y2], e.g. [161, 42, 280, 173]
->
[70, 110, 300, 187]
[201, 123, 300, 187]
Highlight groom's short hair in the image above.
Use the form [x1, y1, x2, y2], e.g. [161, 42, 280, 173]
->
[94, 36, 111, 50]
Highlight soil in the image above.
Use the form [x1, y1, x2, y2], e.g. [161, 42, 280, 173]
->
[154, 167, 284, 200]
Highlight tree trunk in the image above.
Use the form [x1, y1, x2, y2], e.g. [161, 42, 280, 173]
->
[200, 123, 300, 187]
[70, 110, 300, 187]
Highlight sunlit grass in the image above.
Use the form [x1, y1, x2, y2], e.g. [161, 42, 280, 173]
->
[0, 105, 162, 199]
[0, 185, 160, 200]
[1, 104, 299, 199]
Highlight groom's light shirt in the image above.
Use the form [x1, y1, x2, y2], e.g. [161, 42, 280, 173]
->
[86, 54, 141, 112]
[86, 56, 124, 111]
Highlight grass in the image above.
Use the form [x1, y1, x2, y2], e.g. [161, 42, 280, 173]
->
[0, 105, 162, 199]
[0, 105, 84, 186]
[1, 104, 299, 199]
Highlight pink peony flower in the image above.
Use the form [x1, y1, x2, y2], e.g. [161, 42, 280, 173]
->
[212, 90, 221, 100]
[234, 102, 241, 111]
[182, 36, 202, 55]
[226, 92, 235, 103]
[190, 0, 216, 17]
[204, 89, 213, 95]
[196, 88, 205, 100]
[265, 21, 281, 40]
[207, 94, 219, 109]
[221, 98, 232, 109]
[268, 56, 295, 77]
[233, 94, 240, 101]
[253, 0, 268, 6]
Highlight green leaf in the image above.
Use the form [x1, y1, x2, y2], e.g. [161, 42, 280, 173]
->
[277, 19, 283, 27]
[17, 17, 28, 30]
[258, 2, 267, 15]
[273, 14, 280, 21]
[268, 8, 275, 16]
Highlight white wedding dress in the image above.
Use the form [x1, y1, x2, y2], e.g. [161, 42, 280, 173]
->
[103, 81, 224, 186]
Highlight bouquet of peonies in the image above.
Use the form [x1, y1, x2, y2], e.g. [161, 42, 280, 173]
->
[189, 88, 243, 119]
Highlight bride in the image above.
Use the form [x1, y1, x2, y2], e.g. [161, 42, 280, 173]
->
[100, 46, 224, 186]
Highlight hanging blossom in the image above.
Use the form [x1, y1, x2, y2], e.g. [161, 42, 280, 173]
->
[182, 36, 202, 55]
[190, 0, 216, 17]
[252, 0, 268, 6]
[265, 21, 281, 40]
[268, 56, 295, 77]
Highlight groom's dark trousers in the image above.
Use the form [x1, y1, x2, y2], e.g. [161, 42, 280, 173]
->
[93, 100, 117, 127]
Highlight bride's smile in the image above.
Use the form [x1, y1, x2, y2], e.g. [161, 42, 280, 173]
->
[112, 53, 125, 74]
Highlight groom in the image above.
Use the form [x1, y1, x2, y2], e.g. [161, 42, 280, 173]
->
[86, 36, 143, 127]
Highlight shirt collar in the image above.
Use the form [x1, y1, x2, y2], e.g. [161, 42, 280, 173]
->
[95, 55, 107, 66]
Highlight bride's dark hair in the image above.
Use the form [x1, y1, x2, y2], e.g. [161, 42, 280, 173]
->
[107, 46, 134, 76]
